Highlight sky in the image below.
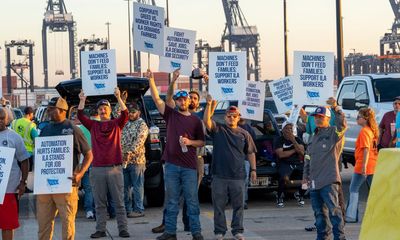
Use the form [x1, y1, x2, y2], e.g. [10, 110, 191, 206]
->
[0, 0, 394, 87]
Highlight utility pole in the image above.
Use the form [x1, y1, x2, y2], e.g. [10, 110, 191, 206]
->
[105, 22, 111, 49]
[336, 0, 344, 84]
[283, 0, 288, 76]
[125, 0, 133, 75]
[166, 0, 171, 84]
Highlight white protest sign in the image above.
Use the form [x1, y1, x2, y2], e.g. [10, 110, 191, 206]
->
[208, 52, 247, 101]
[239, 81, 266, 121]
[0, 59, 2, 97]
[133, 2, 165, 56]
[81, 49, 117, 96]
[268, 76, 293, 114]
[293, 51, 334, 105]
[287, 104, 301, 124]
[159, 27, 196, 76]
[34, 135, 73, 195]
[0, 147, 16, 204]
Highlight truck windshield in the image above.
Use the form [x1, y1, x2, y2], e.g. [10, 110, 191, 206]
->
[372, 78, 400, 102]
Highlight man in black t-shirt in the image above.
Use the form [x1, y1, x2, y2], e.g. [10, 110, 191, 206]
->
[203, 95, 257, 240]
[274, 121, 306, 208]
[37, 97, 93, 240]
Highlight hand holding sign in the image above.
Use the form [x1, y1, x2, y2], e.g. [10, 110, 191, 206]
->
[172, 69, 180, 82]
[145, 69, 154, 79]
[114, 87, 121, 99]
[79, 89, 87, 102]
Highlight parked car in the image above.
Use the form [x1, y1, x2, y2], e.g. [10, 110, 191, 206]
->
[39, 75, 165, 207]
[199, 107, 282, 201]
[336, 73, 400, 166]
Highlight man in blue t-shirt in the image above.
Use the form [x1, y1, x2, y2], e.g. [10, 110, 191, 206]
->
[204, 94, 257, 240]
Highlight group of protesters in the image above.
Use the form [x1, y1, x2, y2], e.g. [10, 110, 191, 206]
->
[0, 69, 399, 240]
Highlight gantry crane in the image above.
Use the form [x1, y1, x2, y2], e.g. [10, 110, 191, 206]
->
[42, 0, 77, 87]
[221, 0, 261, 81]
[379, 0, 400, 72]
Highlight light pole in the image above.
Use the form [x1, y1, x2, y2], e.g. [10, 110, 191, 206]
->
[105, 22, 111, 49]
[125, 0, 133, 75]
[283, 0, 288, 76]
[336, 0, 344, 84]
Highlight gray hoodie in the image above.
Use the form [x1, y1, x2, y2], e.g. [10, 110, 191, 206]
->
[303, 107, 347, 190]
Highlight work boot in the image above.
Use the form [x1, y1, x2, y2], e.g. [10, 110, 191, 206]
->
[90, 231, 106, 238]
[152, 223, 165, 233]
[156, 232, 177, 240]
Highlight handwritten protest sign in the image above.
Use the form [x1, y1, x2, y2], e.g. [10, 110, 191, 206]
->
[34, 135, 73, 195]
[133, 2, 165, 56]
[208, 52, 247, 101]
[159, 27, 196, 76]
[268, 76, 293, 114]
[0, 147, 16, 204]
[293, 51, 334, 105]
[81, 49, 117, 96]
[239, 81, 266, 121]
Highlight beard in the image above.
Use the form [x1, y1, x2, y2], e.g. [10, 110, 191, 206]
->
[178, 105, 188, 112]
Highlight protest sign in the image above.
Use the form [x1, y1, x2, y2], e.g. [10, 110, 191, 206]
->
[0, 147, 16, 204]
[159, 27, 196, 76]
[268, 76, 293, 114]
[239, 81, 266, 121]
[81, 49, 117, 96]
[208, 52, 247, 101]
[293, 51, 334, 105]
[0, 60, 2, 97]
[34, 135, 73, 195]
[287, 104, 301, 124]
[133, 2, 165, 56]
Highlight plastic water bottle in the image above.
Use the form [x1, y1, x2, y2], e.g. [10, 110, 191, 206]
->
[179, 136, 188, 153]
[149, 125, 160, 143]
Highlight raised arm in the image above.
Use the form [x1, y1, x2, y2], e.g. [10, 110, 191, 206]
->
[115, 87, 127, 111]
[78, 89, 86, 110]
[166, 69, 180, 108]
[147, 69, 166, 115]
[203, 94, 216, 131]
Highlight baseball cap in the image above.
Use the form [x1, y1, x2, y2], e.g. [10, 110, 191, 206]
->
[48, 97, 68, 111]
[281, 121, 294, 130]
[173, 90, 189, 100]
[225, 106, 241, 116]
[127, 102, 140, 112]
[96, 99, 111, 109]
[393, 96, 400, 101]
[24, 106, 34, 115]
[311, 106, 331, 118]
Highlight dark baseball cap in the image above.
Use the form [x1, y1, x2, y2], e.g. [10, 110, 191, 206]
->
[127, 102, 140, 112]
[48, 97, 68, 111]
[393, 96, 400, 101]
[96, 99, 111, 109]
[24, 106, 34, 115]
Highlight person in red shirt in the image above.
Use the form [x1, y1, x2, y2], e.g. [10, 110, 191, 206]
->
[346, 107, 379, 223]
[378, 96, 400, 149]
[78, 87, 130, 239]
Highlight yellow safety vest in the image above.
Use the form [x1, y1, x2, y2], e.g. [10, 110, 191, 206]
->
[11, 118, 35, 153]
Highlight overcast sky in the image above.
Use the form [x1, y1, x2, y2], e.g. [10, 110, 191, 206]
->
[0, 0, 394, 87]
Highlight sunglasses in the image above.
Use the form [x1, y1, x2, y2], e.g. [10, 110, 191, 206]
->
[174, 91, 188, 99]
[226, 114, 239, 119]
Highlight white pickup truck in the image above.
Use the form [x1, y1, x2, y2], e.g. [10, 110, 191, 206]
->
[336, 73, 400, 166]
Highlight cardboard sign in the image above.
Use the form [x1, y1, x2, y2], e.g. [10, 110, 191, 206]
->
[81, 49, 117, 96]
[34, 135, 73, 195]
[158, 27, 196, 76]
[133, 2, 165, 56]
[268, 76, 293, 114]
[239, 81, 266, 121]
[0, 147, 16, 204]
[293, 51, 334, 105]
[208, 52, 247, 101]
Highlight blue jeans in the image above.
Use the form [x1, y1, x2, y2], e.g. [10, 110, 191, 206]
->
[81, 168, 94, 213]
[346, 173, 373, 221]
[310, 184, 345, 240]
[123, 164, 145, 213]
[164, 163, 201, 235]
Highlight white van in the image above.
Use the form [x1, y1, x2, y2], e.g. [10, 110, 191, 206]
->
[336, 73, 400, 165]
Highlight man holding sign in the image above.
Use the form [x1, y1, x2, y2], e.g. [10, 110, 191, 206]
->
[36, 97, 93, 240]
[0, 108, 30, 240]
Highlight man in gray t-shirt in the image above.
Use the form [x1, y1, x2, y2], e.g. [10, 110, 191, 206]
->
[203, 95, 257, 240]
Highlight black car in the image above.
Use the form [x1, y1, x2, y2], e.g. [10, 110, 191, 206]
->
[52, 75, 164, 207]
[199, 108, 282, 201]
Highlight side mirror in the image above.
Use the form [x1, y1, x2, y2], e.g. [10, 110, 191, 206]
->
[341, 92, 356, 110]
